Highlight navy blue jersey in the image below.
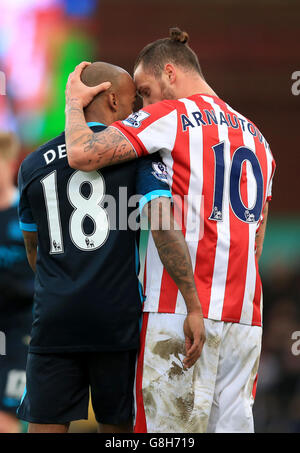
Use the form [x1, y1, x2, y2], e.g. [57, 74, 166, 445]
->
[18, 123, 172, 353]
[0, 190, 34, 329]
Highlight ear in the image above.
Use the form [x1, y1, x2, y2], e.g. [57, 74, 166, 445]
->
[164, 63, 176, 84]
[107, 92, 118, 112]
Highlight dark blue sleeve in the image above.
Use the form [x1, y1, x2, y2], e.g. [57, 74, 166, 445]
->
[18, 164, 37, 232]
[135, 152, 172, 213]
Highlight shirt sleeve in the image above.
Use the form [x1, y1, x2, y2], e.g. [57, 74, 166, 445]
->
[18, 165, 38, 232]
[136, 153, 172, 213]
[111, 100, 178, 157]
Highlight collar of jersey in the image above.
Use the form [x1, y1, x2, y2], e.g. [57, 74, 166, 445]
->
[87, 121, 106, 127]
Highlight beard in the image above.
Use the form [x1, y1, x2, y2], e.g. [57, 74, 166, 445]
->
[159, 80, 177, 101]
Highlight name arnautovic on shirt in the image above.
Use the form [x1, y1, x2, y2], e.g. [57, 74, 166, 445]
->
[180, 109, 270, 149]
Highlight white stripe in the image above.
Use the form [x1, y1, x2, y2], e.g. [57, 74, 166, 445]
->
[143, 232, 165, 312]
[174, 98, 204, 313]
[143, 146, 175, 312]
[140, 111, 177, 313]
[265, 147, 273, 201]
[160, 148, 174, 192]
[137, 110, 178, 155]
[227, 105, 257, 325]
[203, 96, 231, 321]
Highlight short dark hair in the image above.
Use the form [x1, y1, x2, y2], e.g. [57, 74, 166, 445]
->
[134, 27, 203, 78]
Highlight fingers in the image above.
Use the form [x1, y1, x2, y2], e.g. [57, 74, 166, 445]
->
[183, 333, 205, 369]
[91, 81, 112, 96]
[74, 61, 91, 75]
[65, 62, 112, 107]
[67, 62, 112, 92]
[66, 62, 91, 86]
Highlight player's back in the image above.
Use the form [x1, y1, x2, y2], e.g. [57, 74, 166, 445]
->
[124, 94, 276, 326]
[164, 94, 275, 325]
[18, 125, 143, 353]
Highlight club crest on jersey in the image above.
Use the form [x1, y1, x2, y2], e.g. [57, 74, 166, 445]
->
[151, 162, 168, 182]
[211, 206, 223, 221]
[244, 210, 255, 223]
[122, 111, 150, 128]
[85, 237, 95, 248]
[52, 240, 62, 251]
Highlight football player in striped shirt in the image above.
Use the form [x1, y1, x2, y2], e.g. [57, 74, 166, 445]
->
[64, 28, 275, 433]
[17, 61, 204, 433]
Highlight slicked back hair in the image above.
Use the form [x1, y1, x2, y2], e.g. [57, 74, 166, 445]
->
[134, 27, 204, 79]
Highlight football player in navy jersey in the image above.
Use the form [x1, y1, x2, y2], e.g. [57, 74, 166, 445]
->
[17, 62, 203, 433]
[0, 132, 34, 433]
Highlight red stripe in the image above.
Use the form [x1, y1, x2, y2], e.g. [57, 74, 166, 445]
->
[111, 124, 148, 157]
[112, 101, 177, 157]
[217, 101, 249, 323]
[134, 313, 149, 433]
[255, 133, 269, 210]
[252, 373, 258, 400]
[193, 96, 220, 319]
[157, 101, 191, 313]
[251, 258, 262, 325]
[251, 133, 268, 325]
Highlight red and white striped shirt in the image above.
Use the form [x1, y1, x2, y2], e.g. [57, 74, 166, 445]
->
[112, 94, 276, 327]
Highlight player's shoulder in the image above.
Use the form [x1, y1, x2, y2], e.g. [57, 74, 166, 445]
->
[144, 98, 181, 114]
[19, 131, 65, 179]
[120, 101, 178, 133]
[22, 132, 65, 165]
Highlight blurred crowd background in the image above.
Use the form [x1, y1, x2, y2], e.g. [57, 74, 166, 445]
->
[0, 0, 299, 433]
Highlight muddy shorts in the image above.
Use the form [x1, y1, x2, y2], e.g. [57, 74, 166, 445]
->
[134, 313, 262, 433]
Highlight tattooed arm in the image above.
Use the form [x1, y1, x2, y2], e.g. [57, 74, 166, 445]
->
[65, 99, 136, 171]
[22, 231, 38, 273]
[65, 62, 136, 171]
[145, 197, 206, 367]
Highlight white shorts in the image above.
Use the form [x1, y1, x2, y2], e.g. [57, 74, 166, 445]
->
[134, 313, 262, 433]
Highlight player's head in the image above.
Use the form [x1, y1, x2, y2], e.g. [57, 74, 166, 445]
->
[134, 27, 204, 107]
[81, 62, 136, 125]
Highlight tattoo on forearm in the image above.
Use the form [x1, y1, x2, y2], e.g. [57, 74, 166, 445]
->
[148, 200, 200, 311]
[153, 233, 197, 294]
[65, 98, 135, 168]
[82, 128, 134, 164]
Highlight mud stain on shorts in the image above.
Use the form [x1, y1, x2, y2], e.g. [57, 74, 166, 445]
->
[142, 331, 202, 432]
[206, 334, 221, 350]
[153, 336, 185, 361]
